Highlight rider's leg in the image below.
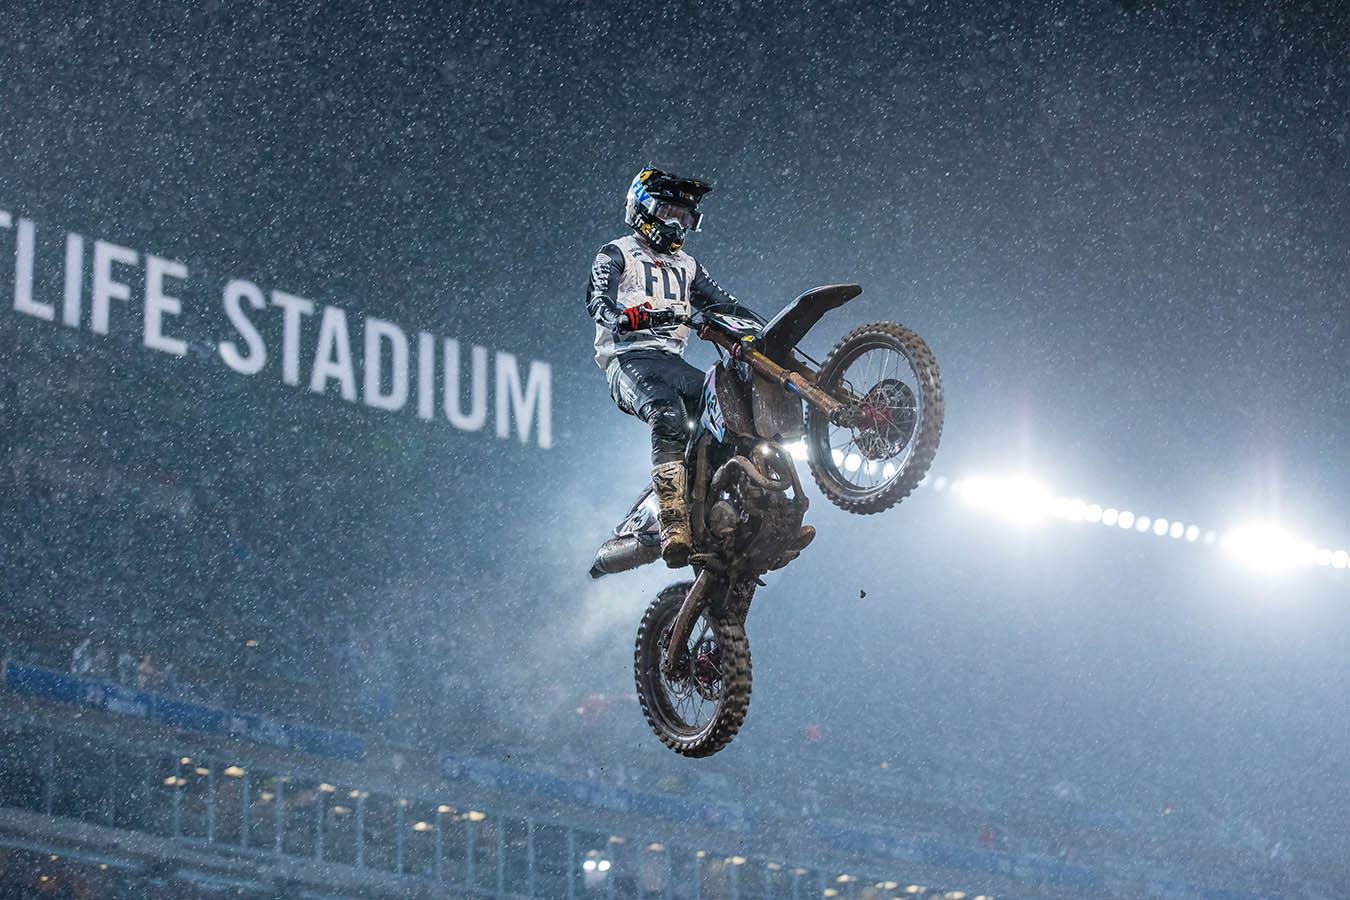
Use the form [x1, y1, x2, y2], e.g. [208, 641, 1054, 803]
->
[606, 351, 704, 567]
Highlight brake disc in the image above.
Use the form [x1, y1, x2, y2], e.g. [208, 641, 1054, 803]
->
[855, 379, 917, 460]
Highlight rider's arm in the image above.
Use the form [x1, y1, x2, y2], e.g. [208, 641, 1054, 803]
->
[690, 263, 763, 323]
[586, 243, 627, 332]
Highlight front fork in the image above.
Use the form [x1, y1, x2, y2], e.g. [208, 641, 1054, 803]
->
[698, 326, 862, 427]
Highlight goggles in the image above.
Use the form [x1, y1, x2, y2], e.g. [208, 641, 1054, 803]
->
[653, 200, 701, 231]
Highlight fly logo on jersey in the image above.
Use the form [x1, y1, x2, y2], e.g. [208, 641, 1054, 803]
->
[640, 260, 687, 304]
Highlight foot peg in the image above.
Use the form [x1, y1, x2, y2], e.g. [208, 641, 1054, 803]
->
[769, 525, 815, 570]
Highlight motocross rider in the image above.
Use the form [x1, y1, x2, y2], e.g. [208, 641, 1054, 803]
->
[587, 167, 763, 567]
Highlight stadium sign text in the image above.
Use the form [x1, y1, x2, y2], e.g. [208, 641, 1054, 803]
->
[0, 210, 552, 448]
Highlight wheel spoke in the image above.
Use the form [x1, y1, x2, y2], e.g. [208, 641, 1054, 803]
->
[814, 340, 926, 497]
[654, 611, 726, 734]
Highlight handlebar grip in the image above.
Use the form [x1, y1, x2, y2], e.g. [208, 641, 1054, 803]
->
[649, 308, 682, 327]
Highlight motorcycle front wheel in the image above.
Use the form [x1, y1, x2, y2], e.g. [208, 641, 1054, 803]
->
[805, 321, 944, 514]
[634, 581, 751, 758]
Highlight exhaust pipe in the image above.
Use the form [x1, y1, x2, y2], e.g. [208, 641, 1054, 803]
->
[589, 534, 662, 579]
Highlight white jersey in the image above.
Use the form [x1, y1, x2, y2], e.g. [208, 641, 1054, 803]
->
[586, 234, 753, 371]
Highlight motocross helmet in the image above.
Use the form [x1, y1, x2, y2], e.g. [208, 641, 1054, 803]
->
[624, 167, 711, 254]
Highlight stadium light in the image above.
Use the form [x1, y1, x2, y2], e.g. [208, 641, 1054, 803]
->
[1220, 522, 1310, 574]
[879, 465, 1347, 577]
[955, 473, 1054, 525]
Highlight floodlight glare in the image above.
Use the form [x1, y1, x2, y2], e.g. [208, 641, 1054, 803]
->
[1060, 497, 1088, 522]
[1222, 522, 1312, 574]
[957, 474, 1054, 525]
[914, 468, 1346, 579]
[844, 453, 862, 473]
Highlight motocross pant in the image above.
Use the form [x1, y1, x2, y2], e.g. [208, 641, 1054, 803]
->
[605, 349, 705, 466]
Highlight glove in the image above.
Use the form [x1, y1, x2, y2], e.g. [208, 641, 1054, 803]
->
[621, 302, 678, 332]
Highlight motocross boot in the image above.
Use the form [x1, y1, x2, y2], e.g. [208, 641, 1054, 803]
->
[652, 461, 693, 568]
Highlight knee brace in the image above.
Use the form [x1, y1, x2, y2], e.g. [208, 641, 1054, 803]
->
[645, 404, 688, 466]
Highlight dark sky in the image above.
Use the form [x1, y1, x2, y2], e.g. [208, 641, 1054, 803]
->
[1, 0, 1347, 861]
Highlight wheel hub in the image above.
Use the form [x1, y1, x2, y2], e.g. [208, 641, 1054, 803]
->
[854, 379, 917, 459]
[691, 638, 722, 700]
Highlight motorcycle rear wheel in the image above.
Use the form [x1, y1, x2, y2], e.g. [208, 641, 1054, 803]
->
[634, 581, 751, 758]
[805, 321, 943, 514]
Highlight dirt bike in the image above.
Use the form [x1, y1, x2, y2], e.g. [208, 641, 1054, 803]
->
[589, 285, 943, 757]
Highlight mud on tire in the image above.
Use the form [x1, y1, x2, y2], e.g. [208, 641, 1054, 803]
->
[634, 581, 752, 758]
[805, 321, 944, 514]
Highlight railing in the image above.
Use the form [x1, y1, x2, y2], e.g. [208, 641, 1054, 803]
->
[0, 659, 1297, 900]
[0, 714, 1001, 900]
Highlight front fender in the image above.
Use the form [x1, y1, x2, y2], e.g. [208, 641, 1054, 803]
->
[756, 284, 862, 359]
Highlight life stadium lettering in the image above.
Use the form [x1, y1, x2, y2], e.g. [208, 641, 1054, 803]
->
[0, 209, 552, 449]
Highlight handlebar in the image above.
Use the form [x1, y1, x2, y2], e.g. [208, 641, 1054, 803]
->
[664, 309, 707, 328]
